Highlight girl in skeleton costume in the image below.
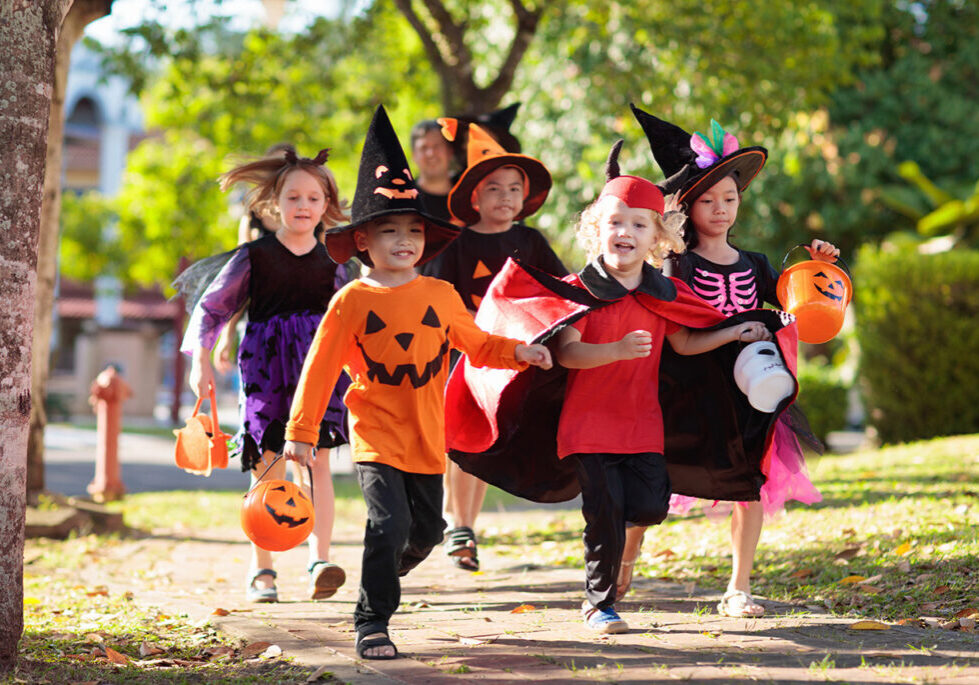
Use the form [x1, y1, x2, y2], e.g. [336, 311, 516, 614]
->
[179, 147, 352, 604]
[626, 106, 839, 618]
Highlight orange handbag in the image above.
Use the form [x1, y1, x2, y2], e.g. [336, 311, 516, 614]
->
[173, 386, 230, 476]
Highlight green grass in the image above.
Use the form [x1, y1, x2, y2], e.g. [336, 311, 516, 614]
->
[18, 535, 324, 684]
[483, 434, 979, 621]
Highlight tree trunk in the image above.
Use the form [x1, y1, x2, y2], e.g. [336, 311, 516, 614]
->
[28, 0, 114, 502]
[0, 0, 75, 668]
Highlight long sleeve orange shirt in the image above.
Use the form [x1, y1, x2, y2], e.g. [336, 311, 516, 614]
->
[285, 276, 526, 474]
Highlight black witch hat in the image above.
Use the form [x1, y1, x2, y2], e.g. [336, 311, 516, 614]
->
[325, 105, 460, 266]
[630, 104, 767, 208]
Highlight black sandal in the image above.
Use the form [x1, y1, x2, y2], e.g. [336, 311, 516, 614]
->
[445, 526, 479, 571]
[355, 631, 399, 660]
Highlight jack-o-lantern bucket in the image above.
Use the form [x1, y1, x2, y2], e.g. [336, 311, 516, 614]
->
[241, 458, 315, 552]
[776, 245, 852, 344]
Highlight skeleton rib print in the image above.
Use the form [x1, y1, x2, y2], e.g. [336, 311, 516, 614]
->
[691, 267, 758, 315]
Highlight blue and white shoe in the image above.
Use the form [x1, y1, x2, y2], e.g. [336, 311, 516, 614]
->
[582, 600, 629, 634]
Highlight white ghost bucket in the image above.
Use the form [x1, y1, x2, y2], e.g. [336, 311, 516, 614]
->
[733, 341, 794, 413]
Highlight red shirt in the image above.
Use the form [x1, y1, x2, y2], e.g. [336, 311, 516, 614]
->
[557, 293, 680, 458]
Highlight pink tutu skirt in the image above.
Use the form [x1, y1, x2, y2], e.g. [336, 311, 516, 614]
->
[669, 415, 821, 521]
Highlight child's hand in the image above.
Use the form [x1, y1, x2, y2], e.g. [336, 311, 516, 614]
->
[283, 440, 314, 467]
[808, 239, 840, 263]
[734, 322, 772, 343]
[617, 330, 653, 360]
[189, 352, 215, 398]
[516, 343, 553, 370]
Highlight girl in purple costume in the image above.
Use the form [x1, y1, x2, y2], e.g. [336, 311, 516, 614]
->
[182, 147, 351, 603]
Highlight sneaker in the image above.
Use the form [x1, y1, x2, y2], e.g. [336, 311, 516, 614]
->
[308, 561, 346, 600]
[582, 600, 629, 634]
[246, 568, 278, 603]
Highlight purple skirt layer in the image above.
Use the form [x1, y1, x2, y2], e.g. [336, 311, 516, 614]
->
[236, 310, 349, 471]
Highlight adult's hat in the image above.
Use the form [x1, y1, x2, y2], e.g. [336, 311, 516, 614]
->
[446, 124, 552, 226]
[630, 103, 767, 208]
[325, 105, 459, 267]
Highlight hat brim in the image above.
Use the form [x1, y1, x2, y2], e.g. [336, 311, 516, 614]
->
[448, 155, 552, 226]
[676, 147, 767, 206]
[324, 208, 460, 267]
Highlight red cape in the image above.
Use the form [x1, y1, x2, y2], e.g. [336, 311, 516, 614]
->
[445, 258, 799, 503]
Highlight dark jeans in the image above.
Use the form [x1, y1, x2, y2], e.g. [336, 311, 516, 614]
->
[572, 452, 671, 610]
[353, 462, 446, 636]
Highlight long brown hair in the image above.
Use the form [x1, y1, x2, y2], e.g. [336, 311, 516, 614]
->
[219, 146, 349, 228]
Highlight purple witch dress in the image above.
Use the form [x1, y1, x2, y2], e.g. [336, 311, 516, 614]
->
[181, 234, 350, 471]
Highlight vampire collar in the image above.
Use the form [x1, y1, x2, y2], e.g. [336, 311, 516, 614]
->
[577, 256, 677, 302]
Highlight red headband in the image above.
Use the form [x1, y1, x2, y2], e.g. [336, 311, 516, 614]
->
[598, 175, 664, 215]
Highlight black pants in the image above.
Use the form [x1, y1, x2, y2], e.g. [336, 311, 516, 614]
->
[353, 462, 446, 636]
[572, 452, 671, 610]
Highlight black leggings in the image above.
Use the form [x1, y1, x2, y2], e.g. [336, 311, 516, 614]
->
[573, 452, 671, 609]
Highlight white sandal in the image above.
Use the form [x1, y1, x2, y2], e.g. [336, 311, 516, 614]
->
[717, 589, 765, 617]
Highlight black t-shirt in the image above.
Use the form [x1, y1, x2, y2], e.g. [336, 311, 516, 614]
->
[246, 234, 339, 322]
[668, 249, 780, 316]
[421, 223, 568, 310]
[418, 188, 452, 222]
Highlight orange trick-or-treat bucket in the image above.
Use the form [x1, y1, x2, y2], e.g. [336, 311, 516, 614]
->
[241, 459, 315, 552]
[776, 245, 852, 344]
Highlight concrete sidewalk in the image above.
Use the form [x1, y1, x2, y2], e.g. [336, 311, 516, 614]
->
[79, 513, 979, 684]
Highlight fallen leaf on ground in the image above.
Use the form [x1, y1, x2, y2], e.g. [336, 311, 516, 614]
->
[211, 608, 230, 616]
[700, 631, 721, 638]
[960, 617, 976, 631]
[23, 597, 41, 606]
[897, 559, 912, 573]
[83, 633, 104, 644]
[849, 620, 890, 630]
[860, 574, 884, 585]
[839, 575, 867, 585]
[139, 643, 164, 657]
[85, 587, 109, 597]
[307, 665, 332, 682]
[939, 619, 959, 630]
[240, 641, 272, 659]
[790, 568, 814, 579]
[934, 585, 950, 595]
[104, 647, 130, 665]
[894, 542, 912, 556]
[205, 646, 234, 659]
[410, 600, 430, 609]
[954, 607, 978, 618]
[653, 549, 676, 559]
[841, 528, 857, 537]
[921, 601, 942, 611]
[859, 584, 883, 594]
[510, 604, 536, 613]
[835, 547, 862, 561]
[896, 618, 925, 627]
[262, 644, 282, 658]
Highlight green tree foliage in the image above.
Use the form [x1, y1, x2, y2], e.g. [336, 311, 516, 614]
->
[59, 190, 122, 282]
[757, 0, 979, 260]
[508, 0, 884, 265]
[855, 245, 979, 443]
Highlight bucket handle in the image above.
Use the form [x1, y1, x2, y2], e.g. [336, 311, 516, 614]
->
[190, 384, 228, 439]
[781, 244, 851, 280]
[245, 453, 315, 506]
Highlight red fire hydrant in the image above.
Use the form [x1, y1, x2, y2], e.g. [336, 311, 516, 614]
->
[87, 365, 132, 502]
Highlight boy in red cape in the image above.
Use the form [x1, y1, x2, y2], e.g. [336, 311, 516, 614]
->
[444, 143, 800, 632]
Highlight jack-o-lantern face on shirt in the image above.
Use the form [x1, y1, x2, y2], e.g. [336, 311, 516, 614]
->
[812, 270, 845, 302]
[355, 304, 449, 388]
[373, 164, 419, 200]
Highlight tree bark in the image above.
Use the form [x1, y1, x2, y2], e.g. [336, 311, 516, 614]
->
[392, 0, 543, 114]
[0, 0, 75, 668]
[28, 0, 114, 502]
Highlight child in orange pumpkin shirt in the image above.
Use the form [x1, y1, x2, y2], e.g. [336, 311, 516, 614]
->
[283, 106, 551, 661]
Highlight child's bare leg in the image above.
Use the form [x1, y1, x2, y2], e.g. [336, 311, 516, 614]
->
[448, 463, 487, 529]
[296, 450, 336, 565]
[617, 525, 646, 600]
[725, 501, 765, 615]
[249, 450, 284, 588]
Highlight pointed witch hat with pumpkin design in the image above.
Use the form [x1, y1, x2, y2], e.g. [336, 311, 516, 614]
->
[630, 103, 767, 208]
[444, 123, 552, 226]
[325, 105, 460, 266]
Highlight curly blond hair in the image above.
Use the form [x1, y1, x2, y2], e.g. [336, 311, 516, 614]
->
[219, 146, 349, 228]
[575, 196, 686, 268]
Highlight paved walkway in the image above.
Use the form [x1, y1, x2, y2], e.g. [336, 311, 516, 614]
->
[42, 427, 979, 683]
